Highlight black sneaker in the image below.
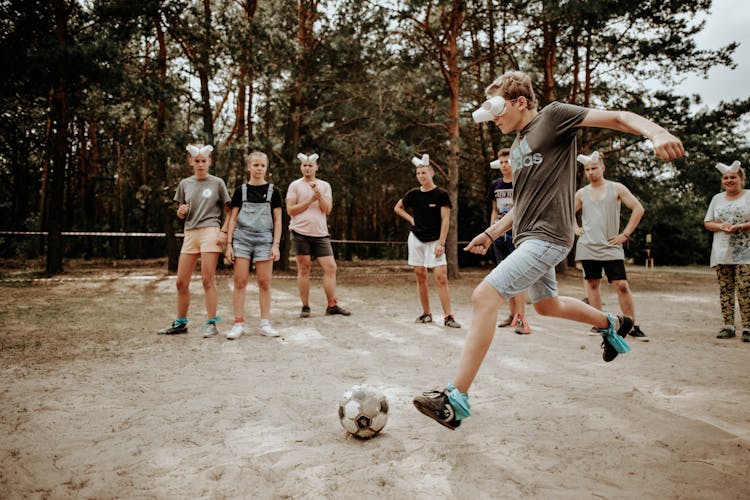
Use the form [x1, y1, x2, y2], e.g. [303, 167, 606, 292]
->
[415, 313, 433, 323]
[716, 326, 736, 339]
[444, 315, 461, 328]
[325, 304, 351, 316]
[742, 330, 750, 343]
[158, 320, 188, 335]
[300, 305, 311, 318]
[601, 315, 633, 362]
[629, 325, 649, 342]
[413, 389, 461, 430]
[497, 315, 514, 328]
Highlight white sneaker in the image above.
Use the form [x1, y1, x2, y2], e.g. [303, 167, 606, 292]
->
[260, 323, 280, 337]
[226, 323, 245, 340]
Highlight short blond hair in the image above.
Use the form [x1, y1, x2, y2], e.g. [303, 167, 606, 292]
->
[245, 151, 268, 165]
[485, 71, 537, 110]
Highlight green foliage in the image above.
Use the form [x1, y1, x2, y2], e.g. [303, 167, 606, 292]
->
[0, 0, 748, 266]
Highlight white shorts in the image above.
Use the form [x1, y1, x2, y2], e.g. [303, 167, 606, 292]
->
[407, 232, 447, 268]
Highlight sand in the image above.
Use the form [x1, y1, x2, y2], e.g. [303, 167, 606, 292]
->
[0, 262, 748, 499]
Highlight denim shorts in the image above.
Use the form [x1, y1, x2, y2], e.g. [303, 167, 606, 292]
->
[233, 232, 273, 261]
[484, 239, 570, 303]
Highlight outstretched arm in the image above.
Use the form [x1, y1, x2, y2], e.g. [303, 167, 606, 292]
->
[578, 109, 684, 162]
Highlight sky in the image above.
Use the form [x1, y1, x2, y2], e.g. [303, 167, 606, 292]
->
[672, 0, 750, 107]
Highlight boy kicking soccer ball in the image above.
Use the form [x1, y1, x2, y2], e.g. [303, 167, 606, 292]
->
[413, 71, 684, 430]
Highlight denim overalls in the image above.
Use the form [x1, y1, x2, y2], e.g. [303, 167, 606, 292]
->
[233, 184, 274, 256]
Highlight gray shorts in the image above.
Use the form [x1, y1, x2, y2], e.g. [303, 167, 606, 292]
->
[484, 239, 570, 303]
[291, 230, 333, 258]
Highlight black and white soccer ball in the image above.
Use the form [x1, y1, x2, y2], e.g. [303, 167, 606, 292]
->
[338, 384, 389, 439]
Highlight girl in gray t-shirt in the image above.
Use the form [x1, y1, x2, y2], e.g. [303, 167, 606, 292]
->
[158, 144, 231, 338]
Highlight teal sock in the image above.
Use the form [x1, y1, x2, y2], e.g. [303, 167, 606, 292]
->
[598, 313, 630, 354]
[206, 316, 221, 324]
[175, 317, 188, 326]
[447, 384, 471, 420]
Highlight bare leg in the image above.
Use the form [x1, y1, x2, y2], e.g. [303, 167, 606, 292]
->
[200, 252, 221, 318]
[232, 257, 251, 321]
[317, 255, 339, 306]
[452, 281, 504, 393]
[510, 293, 525, 316]
[296, 254, 312, 306]
[433, 265, 453, 317]
[255, 259, 274, 320]
[414, 266, 431, 314]
[534, 295, 610, 327]
[176, 253, 199, 318]
[612, 279, 635, 323]
[586, 278, 603, 310]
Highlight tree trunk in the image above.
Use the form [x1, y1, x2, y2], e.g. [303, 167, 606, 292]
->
[154, 11, 179, 271]
[46, 0, 71, 275]
[445, 2, 464, 279]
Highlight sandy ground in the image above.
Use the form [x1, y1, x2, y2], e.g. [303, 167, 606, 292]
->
[0, 261, 749, 499]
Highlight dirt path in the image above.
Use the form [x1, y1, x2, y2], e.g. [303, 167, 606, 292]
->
[1, 263, 748, 498]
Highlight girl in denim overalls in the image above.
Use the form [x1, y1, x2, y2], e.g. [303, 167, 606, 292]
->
[225, 152, 283, 339]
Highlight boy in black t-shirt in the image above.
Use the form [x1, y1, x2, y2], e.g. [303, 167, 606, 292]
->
[394, 154, 461, 328]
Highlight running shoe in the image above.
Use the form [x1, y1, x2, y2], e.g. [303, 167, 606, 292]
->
[514, 314, 531, 335]
[444, 315, 461, 328]
[300, 305, 311, 318]
[742, 330, 750, 343]
[325, 304, 351, 316]
[260, 323, 280, 337]
[415, 314, 433, 323]
[413, 389, 461, 430]
[716, 326, 736, 339]
[497, 315, 514, 328]
[629, 325, 649, 342]
[201, 322, 219, 338]
[158, 319, 188, 335]
[226, 323, 245, 340]
[600, 314, 633, 362]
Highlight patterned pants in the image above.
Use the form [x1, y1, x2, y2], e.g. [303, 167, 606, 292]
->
[716, 264, 750, 329]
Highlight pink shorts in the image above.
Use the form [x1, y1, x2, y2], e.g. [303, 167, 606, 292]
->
[181, 227, 223, 254]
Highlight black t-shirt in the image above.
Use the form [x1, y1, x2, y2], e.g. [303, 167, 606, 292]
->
[401, 186, 452, 242]
[230, 183, 283, 209]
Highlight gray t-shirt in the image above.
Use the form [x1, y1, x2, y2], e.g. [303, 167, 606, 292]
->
[173, 175, 231, 230]
[509, 102, 588, 248]
[575, 182, 625, 261]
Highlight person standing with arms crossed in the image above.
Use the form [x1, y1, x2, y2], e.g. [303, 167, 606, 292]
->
[224, 151, 283, 339]
[413, 70, 683, 430]
[159, 144, 231, 338]
[574, 151, 648, 341]
[394, 154, 461, 328]
[286, 153, 350, 318]
[488, 148, 530, 334]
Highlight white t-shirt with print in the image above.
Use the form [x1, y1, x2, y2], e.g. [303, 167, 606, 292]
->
[704, 190, 750, 267]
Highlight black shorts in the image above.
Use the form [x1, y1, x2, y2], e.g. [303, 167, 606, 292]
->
[291, 230, 334, 258]
[580, 259, 627, 282]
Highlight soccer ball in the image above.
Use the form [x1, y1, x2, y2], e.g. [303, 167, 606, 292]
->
[338, 384, 389, 439]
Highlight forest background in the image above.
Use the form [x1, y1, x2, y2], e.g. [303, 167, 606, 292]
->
[1, 0, 749, 276]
